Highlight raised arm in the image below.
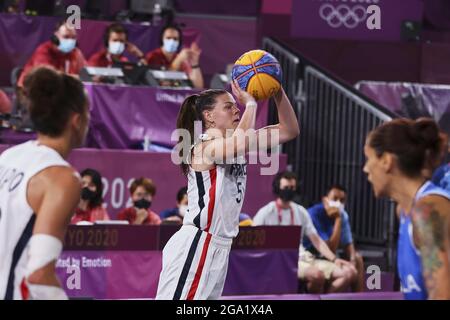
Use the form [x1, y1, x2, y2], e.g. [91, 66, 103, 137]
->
[412, 195, 450, 300]
[205, 84, 299, 163]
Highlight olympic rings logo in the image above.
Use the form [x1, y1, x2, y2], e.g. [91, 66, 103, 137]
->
[319, 4, 368, 29]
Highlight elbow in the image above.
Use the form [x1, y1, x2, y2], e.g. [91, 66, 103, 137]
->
[288, 124, 300, 140]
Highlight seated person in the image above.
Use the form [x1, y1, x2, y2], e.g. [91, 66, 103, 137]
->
[253, 171, 356, 294]
[71, 168, 110, 224]
[239, 213, 253, 227]
[304, 184, 365, 292]
[160, 186, 187, 222]
[431, 137, 450, 192]
[433, 161, 450, 192]
[117, 177, 161, 225]
[18, 20, 86, 87]
[0, 89, 11, 114]
[88, 23, 147, 68]
[145, 24, 204, 89]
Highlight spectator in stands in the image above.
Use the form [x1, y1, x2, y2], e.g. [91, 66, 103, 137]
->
[304, 184, 365, 292]
[17, 20, 86, 87]
[253, 171, 356, 293]
[239, 213, 253, 227]
[160, 186, 187, 223]
[0, 89, 11, 114]
[145, 24, 204, 89]
[71, 168, 110, 224]
[1, 0, 19, 13]
[118, 177, 161, 225]
[88, 23, 147, 68]
[431, 141, 450, 192]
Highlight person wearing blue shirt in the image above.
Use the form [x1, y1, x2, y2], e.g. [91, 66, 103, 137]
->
[432, 162, 450, 192]
[304, 184, 365, 292]
[160, 186, 188, 223]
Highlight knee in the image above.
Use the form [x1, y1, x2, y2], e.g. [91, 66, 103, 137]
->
[346, 265, 358, 283]
[309, 268, 326, 285]
[355, 252, 364, 268]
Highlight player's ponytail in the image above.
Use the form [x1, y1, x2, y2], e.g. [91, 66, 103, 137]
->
[176, 89, 228, 175]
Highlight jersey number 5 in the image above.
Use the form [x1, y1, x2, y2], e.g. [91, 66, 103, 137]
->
[236, 182, 243, 204]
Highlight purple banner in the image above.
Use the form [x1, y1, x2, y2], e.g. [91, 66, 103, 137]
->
[0, 145, 287, 217]
[0, 84, 269, 150]
[291, 0, 424, 41]
[84, 84, 269, 149]
[56, 225, 300, 299]
[357, 81, 450, 135]
[56, 249, 298, 299]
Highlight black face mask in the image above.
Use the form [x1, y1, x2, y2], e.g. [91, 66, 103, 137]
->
[81, 187, 96, 201]
[279, 188, 295, 202]
[134, 199, 152, 210]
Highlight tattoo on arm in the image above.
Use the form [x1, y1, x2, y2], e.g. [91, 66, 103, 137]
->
[412, 200, 450, 299]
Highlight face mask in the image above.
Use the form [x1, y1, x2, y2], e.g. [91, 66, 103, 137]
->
[327, 199, 344, 211]
[279, 188, 295, 202]
[58, 38, 76, 54]
[108, 41, 125, 56]
[134, 199, 151, 210]
[81, 187, 96, 202]
[163, 39, 179, 53]
[178, 205, 188, 217]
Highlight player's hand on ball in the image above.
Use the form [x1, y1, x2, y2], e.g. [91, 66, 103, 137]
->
[231, 80, 256, 107]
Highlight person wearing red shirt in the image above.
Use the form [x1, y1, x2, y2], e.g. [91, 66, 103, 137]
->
[88, 23, 146, 68]
[0, 89, 11, 114]
[117, 177, 161, 225]
[71, 168, 110, 224]
[17, 21, 86, 88]
[145, 25, 204, 89]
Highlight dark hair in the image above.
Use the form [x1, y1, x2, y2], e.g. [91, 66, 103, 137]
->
[159, 24, 183, 49]
[51, 20, 76, 46]
[272, 171, 298, 195]
[325, 184, 347, 195]
[368, 118, 447, 178]
[176, 186, 188, 203]
[176, 89, 228, 176]
[81, 168, 103, 209]
[130, 177, 156, 197]
[103, 23, 128, 48]
[23, 67, 87, 137]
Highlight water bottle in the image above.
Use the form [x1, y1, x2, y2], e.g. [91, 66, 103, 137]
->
[143, 135, 151, 151]
[152, 3, 163, 27]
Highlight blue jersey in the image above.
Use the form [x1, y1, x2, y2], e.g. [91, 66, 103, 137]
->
[397, 181, 450, 300]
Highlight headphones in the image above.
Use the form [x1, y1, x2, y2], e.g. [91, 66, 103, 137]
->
[103, 23, 128, 48]
[159, 24, 183, 49]
[50, 34, 60, 46]
[50, 20, 77, 48]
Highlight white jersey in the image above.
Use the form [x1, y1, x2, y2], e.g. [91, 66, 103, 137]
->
[0, 141, 70, 300]
[183, 139, 247, 239]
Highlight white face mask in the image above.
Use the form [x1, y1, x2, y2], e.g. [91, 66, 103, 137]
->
[58, 38, 76, 54]
[108, 41, 126, 56]
[163, 39, 179, 53]
[178, 205, 188, 217]
[327, 199, 345, 211]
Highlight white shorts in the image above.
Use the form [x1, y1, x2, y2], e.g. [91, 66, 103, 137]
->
[156, 225, 233, 300]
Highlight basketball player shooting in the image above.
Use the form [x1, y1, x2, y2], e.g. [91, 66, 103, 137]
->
[156, 50, 300, 300]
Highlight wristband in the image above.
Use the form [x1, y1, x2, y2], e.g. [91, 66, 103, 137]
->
[246, 101, 257, 109]
[191, 64, 200, 69]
